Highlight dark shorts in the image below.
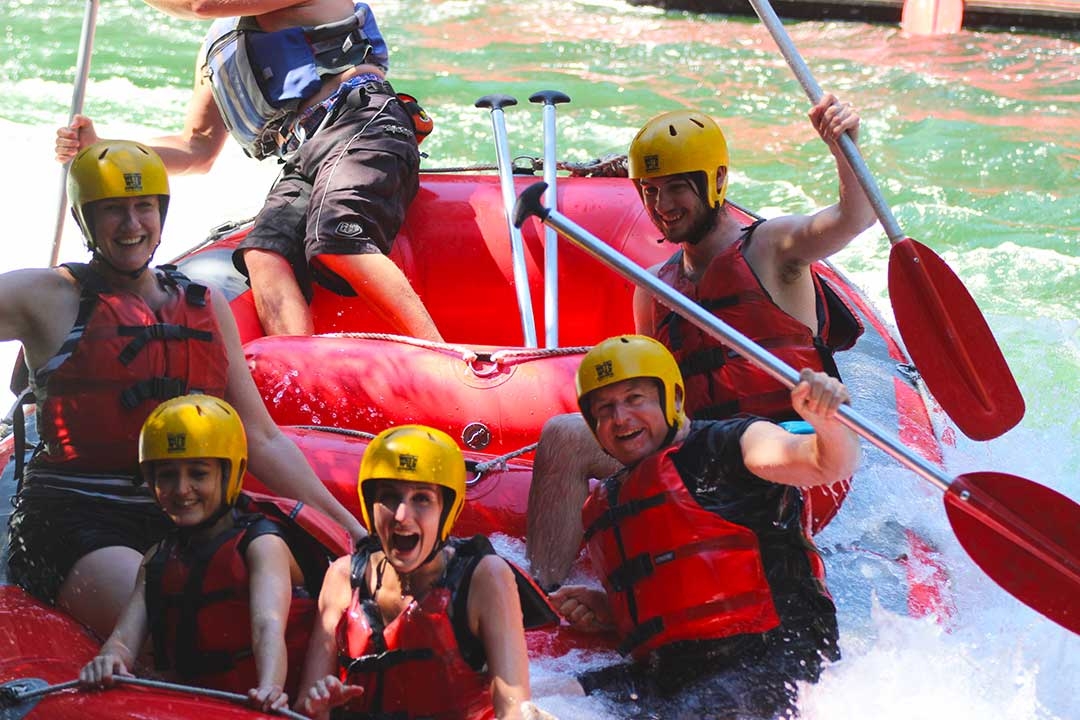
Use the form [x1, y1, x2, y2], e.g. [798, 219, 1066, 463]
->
[233, 79, 421, 298]
[7, 490, 172, 603]
[579, 626, 838, 720]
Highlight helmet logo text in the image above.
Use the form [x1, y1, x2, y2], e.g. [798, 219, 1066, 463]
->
[594, 360, 614, 381]
[167, 433, 187, 453]
[398, 453, 419, 472]
[123, 172, 143, 192]
[643, 155, 660, 173]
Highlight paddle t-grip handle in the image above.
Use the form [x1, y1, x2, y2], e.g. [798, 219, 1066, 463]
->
[528, 90, 571, 106]
[475, 94, 518, 111]
[514, 182, 551, 227]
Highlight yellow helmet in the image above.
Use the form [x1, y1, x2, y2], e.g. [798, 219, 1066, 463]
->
[68, 140, 170, 249]
[577, 335, 688, 436]
[628, 110, 729, 209]
[358, 425, 467, 543]
[139, 394, 248, 507]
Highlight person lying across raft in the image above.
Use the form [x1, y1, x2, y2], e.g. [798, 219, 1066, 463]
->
[296, 424, 558, 720]
[549, 335, 859, 719]
[79, 394, 350, 713]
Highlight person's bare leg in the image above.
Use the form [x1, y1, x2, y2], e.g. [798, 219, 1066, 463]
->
[318, 253, 443, 342]
[526, 413, 620, 588]
[243, 248, 314, 336]
[56, 545, 143, 640]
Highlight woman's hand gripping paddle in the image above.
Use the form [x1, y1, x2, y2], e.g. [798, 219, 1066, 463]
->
[514, 182, 1080, 636]
[746, 0, 1024, 441]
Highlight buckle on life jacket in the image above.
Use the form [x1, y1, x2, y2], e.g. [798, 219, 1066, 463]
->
[120, 376, 187, 409]
[117, 324, 213, 366]
[345, 647, 435, 674]
[583, 492, 667, 541]
[618, 616, 664, 656]
[607, 553, 654, 593]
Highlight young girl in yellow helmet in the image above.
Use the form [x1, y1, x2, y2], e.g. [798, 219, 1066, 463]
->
[295, 424, 558, 720]
[78, 394, 350, 713]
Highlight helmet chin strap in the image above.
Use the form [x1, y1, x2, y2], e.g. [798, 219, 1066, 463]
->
[419, 539, 447, 568]
[89, 241, 159, 280]
[175, 485, 234, 541]
[677, 203, 722, 247]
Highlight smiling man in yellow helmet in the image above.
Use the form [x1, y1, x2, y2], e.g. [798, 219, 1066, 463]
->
[527, 94, 875, 588]
[550, 335, 859, 718]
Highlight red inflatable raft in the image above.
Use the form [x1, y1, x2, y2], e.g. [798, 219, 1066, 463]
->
[0, 172, 951, 717]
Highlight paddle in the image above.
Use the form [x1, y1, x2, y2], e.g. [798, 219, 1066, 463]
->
[476, 93, 539, 348]
[514, 182, 1080, 636]
[745, 0, 1024, 442]
[529, 90, 571, 348]
[50, 0, 100, 267]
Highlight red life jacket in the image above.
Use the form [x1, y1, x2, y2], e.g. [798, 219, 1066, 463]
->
[31, 263, 228, 473]
[336, 535, 556, 720]
[581, 444, 783, 660]
[145, 492, 350, 697]
[653, 238, 862, 422]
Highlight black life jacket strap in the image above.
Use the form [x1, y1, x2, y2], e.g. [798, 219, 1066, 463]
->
[10, 388, 36, 493]
[605, 536, 760, 593]
[146, 523, 246, 676]
[582, 492, 668, 542]
[617, 588, 775, 657]
[117, 323, 214, 366]
[120, 377, 189, 409]
[344, 647, 436, 675]
[305, 14, 373, 75]
[145, 540, 170, 671]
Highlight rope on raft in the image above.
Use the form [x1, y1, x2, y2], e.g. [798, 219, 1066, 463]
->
[323, 332, 590, 368]
[421, 154, 629, 178]
[0, 676, 308, 719]
[472, 442, 539, 476]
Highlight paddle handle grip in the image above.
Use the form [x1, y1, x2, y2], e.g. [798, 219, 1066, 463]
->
[746, 0, 906, 244]
[514, 182, 952, 494]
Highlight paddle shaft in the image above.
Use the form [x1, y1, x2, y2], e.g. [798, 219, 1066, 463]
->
[523, 191, 953, 491]
[529, 90, 571, 348]
[10, 676, 308, 719]
[516, 183, 1079, 634]
[746, 0, 905, 243]
[476, 94, 539, 347]
[748, 0, 1026, 442]
[50, 0, 99, 267]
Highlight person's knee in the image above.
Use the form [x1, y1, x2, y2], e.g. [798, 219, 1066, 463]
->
[539, 413, 590, 446]
[536, 412, 616, 481]
[57, 545, 144, 638]
[242, 248, 293, 281]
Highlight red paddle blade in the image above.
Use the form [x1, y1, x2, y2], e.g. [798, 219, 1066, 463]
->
[889, 238, 1024, 441]
[944, 472, 1080, 635]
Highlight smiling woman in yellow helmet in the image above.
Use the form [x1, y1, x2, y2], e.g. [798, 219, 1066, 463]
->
[296, 425, 559, 720]
[1, 139, 363, 643]
[79, 395, 350, 714]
